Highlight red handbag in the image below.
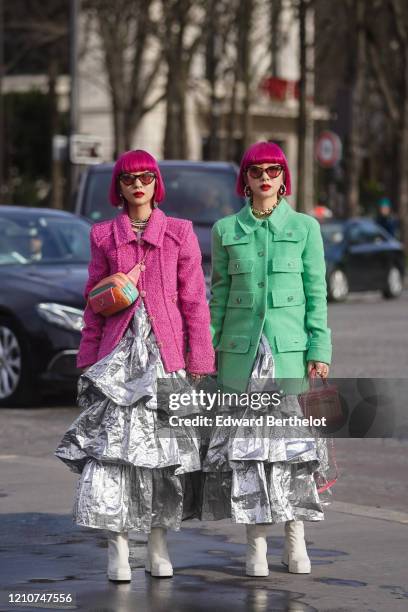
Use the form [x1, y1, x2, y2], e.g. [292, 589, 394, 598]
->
[298, 373, 343, 429]
[298, 373, 341, 493]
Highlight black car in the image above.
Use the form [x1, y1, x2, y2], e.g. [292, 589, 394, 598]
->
[75, 160, 245, 282]
[320, 218, 405, 302]
[0, 206, 91, 406]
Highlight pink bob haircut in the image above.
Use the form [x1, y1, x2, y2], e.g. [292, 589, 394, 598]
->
[236, 141, 292, 197]
[109, 149, 166, 207]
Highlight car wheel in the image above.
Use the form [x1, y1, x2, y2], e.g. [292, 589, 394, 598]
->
[328, 268, 349, 302]
[0, 318, 33, 407]
[382, 266, 403, 299]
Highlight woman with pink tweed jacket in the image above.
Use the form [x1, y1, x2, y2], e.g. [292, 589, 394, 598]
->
[55, 149, 215, 583]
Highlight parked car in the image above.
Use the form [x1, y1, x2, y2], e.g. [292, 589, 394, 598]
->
[75, 160, 245, 283]
[0, 206, 91, 406]
[320, 218, 405, 302]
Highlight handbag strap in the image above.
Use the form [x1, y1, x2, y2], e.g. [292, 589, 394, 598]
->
[127, 244, 152, 284]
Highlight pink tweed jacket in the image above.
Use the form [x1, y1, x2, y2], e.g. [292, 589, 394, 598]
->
[77, 207, 216, 374]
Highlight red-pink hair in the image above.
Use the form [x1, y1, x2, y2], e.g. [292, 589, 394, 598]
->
[236, 141, 292, 196]
[109, 149, 166, 207]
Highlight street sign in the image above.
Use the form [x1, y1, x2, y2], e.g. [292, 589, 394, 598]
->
[70, 135, 103, 165]
[315, 131, 342, 168]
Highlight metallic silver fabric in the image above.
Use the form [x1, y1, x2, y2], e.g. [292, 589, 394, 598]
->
[54, 300, 200, 533]
[201, 333, 334, 524]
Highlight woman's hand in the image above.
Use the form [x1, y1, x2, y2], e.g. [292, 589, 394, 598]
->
[307, 361, 330, 379]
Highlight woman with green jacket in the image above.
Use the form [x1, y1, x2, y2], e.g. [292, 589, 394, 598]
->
[204, 141, 333, 577]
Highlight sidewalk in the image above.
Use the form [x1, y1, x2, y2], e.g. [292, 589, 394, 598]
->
[1, 452, 408, 612]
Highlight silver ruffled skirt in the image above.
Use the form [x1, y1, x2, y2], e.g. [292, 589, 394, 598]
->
[54, 300, 202, 533]
[200, 334, 333, 524]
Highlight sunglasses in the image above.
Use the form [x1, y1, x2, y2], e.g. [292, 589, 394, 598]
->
[246, 165, 284, 179]
[119, 171, 156, 186]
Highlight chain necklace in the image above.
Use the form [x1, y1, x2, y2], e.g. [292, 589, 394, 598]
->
[129, 214, 150, 232]
[251, 198, 280, 217]
[130, 218, 149, 226]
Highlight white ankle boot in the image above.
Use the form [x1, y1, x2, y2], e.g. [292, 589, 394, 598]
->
[245, 524, 269, 577]
[145, 527, 173, 577]
[281, 520, 311, 573]
[107, 531, 132, 581]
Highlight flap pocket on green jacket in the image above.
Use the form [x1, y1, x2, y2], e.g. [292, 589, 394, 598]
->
[222, 232, 250, 246]
[227, 290, 254, 308]
[217, 334, 251, 353]
[273, 229, 305, 242]
[228, 258, 254, 274]
[271, 257, 304, 273]
[275, 333, 310, 352]
[270, 288, 306, 307]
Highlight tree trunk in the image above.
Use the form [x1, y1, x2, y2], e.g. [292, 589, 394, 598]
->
[205, 0, 220, 160]
[112, 95, 126, 159]
[396, 48, 408, 254]
[269, 0, 282, 76]
[226, 70, 238, 160]
[344, 0, 366, 218]
[164, 67, 188, 159]
[237, 0, 252, 151]
[297, 0, 307, 213]
[48, 56, 64, 209]
[95, 0, 162, 159]
[162, 0, 193, 159]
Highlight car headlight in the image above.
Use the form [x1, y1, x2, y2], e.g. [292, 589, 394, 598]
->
[36, 303, 84, 332]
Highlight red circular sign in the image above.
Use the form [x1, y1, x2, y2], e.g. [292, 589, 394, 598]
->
[315, 131, 342, 168]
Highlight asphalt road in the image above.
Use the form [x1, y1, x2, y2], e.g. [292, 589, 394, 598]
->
[0, 290, 407, 611]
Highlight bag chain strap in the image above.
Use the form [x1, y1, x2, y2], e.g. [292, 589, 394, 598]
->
[132, 244, 152, 273]
[140, 244, 152, 266]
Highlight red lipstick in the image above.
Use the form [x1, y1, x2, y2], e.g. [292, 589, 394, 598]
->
[260, 185, 271, 191]
[134, 191, 144, 197]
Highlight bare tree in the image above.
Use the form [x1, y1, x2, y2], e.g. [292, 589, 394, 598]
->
[203, 0, 238, 160]
[314, 0, 368, 218]
[225, 0, 256, 160]
[239, 0, 255, 151]
[159, 0, 206, 159]
[344, 0, 367, 218]
[4, 0, 68, 207]
[269, 0, 283, 76]
[367, 0, 408, 253]
[288, 0, 315, 212]
[86, 0, 164, 157]
[296, 0, 309, 212]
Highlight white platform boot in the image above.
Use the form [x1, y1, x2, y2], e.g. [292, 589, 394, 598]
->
[245, 524, 270, 577]
[107, 531, 132, 581]
[281, 520, 311, 573]
[145, 527, 173, 577]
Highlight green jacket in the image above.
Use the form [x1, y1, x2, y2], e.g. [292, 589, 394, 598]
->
[210, 198, 332, 393]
